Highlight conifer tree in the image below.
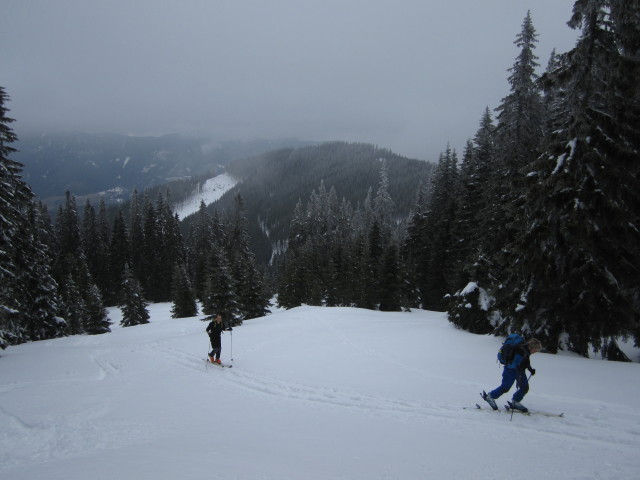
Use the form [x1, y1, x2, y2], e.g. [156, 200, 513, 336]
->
[277, 200, 308, 308]
[56, 191, 82, 258]
[19, 203, 65, 340]
[141, 197, 160, 300]
[448, 113, 494, 296]
[228, 193, 269, 320]
[406, 145, 459, 309]
[450, 13, 544, 334]
[60, 274, 86, 336]
[128, 189, 145, 285]
[94, 199, 112, 296]
[373, 159, 395, 243]
[81, 199, 111, 299]
[156, 194, 185, 301]
[1, 87, 63, 347]
[402, 180, 429, 308]
[188, 200, 214, 300]
[171, 263, 198, 318]
[202, 248, 237, 322]
[83, 283, 111, 334]
[120, 266, 150, 327]
[489, 11, 544, 267]
[378, 243, 402, 312]
[108, 210, 130, 305]
[364, 220, 383, 309]
[503, 1, 640, 354]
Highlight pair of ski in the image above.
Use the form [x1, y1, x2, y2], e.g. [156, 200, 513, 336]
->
[470, 403, 563, 417]
[470, 392, 564, 418]
[205, 358, 233, 368]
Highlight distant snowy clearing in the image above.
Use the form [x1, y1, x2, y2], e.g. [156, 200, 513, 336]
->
[1, 304, 639, 479]
[172, 173, 237, 220]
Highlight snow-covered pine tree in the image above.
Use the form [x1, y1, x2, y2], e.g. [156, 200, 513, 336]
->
[83, 282, 111, 334]
[94, 199, 112, 297]
[128, 189, 145, 288]
[156, 194, 186, 302]
[19, 202, 65, 341]
[60, 273, 86, 335]
[401, 179, 430, 308]
[454, 12, 545, 334]
[448, 140, 474, 288]
[170, 263, 198, 318]
[373, 159, 395, 244]
[378, 242, 402, 312]
[1, 86, 63, 348]
[359, 220, 381, 309]
[505, 1, 640, 355]
[141, 197, 161, 301]
[120, 266, 150, 327]
[227, 193, 269, 321]
[187, 200, 214, 301]
[489, 10, 544, 265]
[202, 247, 237, 322]
[277, 200, 308, 308]
[446, 110, 495, 326]
[82, 199, 111, 300]
[108, 210, 130, 305]
[349, 234, 369, 308]
[55, 191, 82, 259]
[456, 110, 495, 264]
[417, 145, 460, 310]
[331, 198, 356, 306]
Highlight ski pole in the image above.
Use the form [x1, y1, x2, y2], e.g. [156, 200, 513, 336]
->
[206, 338, 211, 370]
[230, 329, 233, 362]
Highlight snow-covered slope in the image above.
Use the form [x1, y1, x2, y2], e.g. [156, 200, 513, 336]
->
[173, 173, 238, 220]
[1, 305, 639, 479]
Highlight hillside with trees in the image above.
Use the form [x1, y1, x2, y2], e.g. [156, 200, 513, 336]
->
[207, 142, 433, 264]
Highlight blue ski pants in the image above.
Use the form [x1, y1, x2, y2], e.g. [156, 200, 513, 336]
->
[490, 367, 529, 402]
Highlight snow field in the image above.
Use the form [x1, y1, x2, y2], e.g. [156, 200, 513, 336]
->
[1, 304, 639, 479]
[172, 173, 238, 220]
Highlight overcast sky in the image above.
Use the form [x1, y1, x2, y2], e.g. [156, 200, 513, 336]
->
[2, 0, 578, 161]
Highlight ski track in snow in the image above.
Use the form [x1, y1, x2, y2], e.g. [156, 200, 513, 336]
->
[2, 306, 639, 479]
[147, 327, 640, 457]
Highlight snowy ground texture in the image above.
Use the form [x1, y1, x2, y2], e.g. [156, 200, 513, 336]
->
[1, 304, 639, 480]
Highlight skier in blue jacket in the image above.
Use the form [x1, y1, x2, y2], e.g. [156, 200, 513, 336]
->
[483, 338, 542, 412]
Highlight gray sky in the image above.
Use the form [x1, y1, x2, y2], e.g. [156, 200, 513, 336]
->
[2, 0, 578, 161]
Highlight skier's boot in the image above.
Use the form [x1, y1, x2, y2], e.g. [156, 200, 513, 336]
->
[208, 355, 215, 363]
[509, 401, 528, 413]
[481, 391, 498, 410]
[215, 358, 222, 365]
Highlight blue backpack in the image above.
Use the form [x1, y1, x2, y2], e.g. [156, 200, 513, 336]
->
[497, 334, 525, 365]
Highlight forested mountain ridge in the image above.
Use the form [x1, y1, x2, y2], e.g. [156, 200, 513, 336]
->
[202, 142, 434, 264]
[14, 132, 312, 207]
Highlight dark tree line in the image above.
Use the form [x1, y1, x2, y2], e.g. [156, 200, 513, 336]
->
[216, 142, 433, 265]
[422, 6, 640, 360]
[1, 87, 269, 348]
[277, 5, 640, 360]
[277, 160, 404, 311]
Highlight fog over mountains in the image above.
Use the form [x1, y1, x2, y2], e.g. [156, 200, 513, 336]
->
[15, 132, 313, 206]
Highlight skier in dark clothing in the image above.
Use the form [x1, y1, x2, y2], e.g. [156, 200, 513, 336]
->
[483, 338, 542, 412]
[206, 314, 230, 364]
